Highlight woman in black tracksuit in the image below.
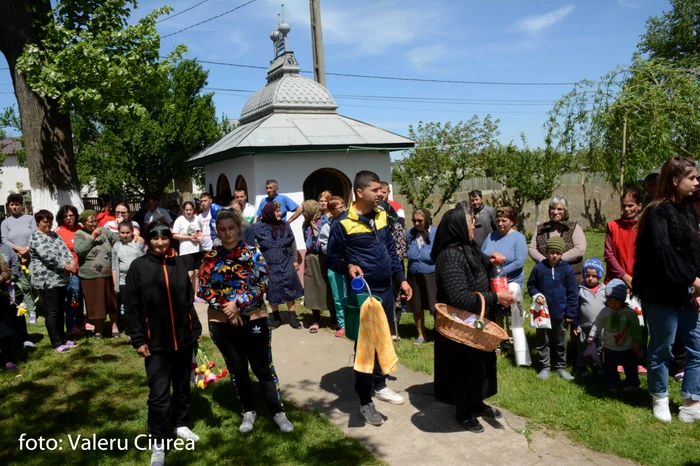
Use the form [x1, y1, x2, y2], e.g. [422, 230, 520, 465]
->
[126, 222, 202, 463]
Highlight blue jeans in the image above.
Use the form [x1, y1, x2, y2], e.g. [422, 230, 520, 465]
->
[65, 275, 85, 330]
[644, 300, 700, 400]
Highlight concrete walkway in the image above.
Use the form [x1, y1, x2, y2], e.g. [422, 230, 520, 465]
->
[194, 305, 633, 465]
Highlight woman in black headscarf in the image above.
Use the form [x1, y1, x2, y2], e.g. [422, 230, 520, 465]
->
[254, 202, 303, 329]
[432, 202, 516, 433]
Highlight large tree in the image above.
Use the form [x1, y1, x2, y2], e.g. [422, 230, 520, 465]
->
[0, 0, 178, 212]
[546, 0, 700, 189]
[392, 116, 500, 217]
[74, 60, 221, 196]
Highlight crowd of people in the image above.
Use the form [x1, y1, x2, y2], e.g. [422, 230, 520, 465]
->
[1, 158, 700, 464]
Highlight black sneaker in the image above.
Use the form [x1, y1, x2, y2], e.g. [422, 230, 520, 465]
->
[461, 416, 485, 433]
[476, 405, 503, 420]
[289, 316, 302, 329]
[269, 319, 283, 330]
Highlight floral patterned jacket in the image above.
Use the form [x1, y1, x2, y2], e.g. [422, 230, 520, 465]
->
[198, 242, 269, 313]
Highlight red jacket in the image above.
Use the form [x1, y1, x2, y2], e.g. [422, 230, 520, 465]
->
[604, 217, 637, 284]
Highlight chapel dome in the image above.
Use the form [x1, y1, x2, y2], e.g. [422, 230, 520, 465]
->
[239, 73, 338, 124]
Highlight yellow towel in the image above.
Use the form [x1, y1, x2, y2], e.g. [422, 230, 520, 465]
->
[354, 296, 398, 374]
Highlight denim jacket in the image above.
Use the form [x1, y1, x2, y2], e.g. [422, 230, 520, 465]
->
[406, 226, 436, 275]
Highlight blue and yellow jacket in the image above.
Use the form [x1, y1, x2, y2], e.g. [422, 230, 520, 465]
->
[327, 203, 406, 288]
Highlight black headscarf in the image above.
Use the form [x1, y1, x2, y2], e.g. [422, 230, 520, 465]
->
[261, 202, 286, 239]
[409, 208, 432, 244]
[432, 205, 478, 261]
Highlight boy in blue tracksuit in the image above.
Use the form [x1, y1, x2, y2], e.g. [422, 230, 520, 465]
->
[327, 170, 413, 426]
[527, 236, 579, 382]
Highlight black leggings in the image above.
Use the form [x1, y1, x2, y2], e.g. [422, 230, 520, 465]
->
[0, 335, 12, 365]
[209, 318, 284, 415]
[40, 287, 67, 348]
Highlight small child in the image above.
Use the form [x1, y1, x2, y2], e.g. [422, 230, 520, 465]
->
[587, 278, 642, 393]
[576, 257, 607, 376]
[527, 236, 579, 381]
[111, 222, 145, 333]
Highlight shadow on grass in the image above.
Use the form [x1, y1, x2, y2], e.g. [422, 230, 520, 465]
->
[1, 335, 382, 466]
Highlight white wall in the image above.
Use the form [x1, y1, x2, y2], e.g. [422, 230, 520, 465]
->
[205, 155, 256, 202]
[0, 155, 31, 207]
[203, 150, 392, 249]
[252, 150, 392, 249]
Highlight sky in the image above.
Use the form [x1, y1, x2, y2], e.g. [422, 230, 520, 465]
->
[0, 0, 671, 154]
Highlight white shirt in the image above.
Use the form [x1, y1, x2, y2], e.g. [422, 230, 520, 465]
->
[198, 209, 213, 251]
[105, 220, 141, 235]
[241, 203, 256, 223]
[173, 215, 203, 256]
[144, 207, 173, 225]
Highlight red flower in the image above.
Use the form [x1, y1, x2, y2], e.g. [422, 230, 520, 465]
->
[218, 368, 228, 378]
[207, 360, 215, 369]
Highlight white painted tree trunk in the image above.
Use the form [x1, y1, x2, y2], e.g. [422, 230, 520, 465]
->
[32, 187, 84, 215]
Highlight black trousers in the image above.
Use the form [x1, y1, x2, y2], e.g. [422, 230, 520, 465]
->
[603, 348, 640, 389]
[39, 287, 67, 349]
[145, 346, 193, 440]
[209, 318, 284, 415]
[0, 335, 12, 365]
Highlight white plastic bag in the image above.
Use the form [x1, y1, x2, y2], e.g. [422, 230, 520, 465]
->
[508, 283, 531, 366]
[626, 294, 644, 326]
[582, 342, 602, 367]
[529, 296, 552, 329]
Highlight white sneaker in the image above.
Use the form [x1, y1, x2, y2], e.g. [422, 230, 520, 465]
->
[373, 387, 405, 405]
[679, 404, 700, 423]
[239, 411, 257, 433]
[173, 426, 199, 442]
[150, 441, 165, 466]
[652, 396, 672, 422]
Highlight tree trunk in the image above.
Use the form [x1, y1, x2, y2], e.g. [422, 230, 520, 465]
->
[0, 0, 84, 213]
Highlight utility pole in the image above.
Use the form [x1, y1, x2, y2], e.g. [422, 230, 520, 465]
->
[309, 0, 327, 87]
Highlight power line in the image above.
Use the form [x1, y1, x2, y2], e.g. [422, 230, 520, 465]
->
[157, 0, 210, 23]
[161, 0, 259, 38]
[0, 68, 8, 71]
[202, 87, 591, 107]
[198, 60, 579, 86]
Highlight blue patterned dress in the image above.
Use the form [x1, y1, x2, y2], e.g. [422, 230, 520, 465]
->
[254, 221, 304, 305]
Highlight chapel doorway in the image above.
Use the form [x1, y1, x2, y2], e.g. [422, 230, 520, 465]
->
[302, 168, 351, 204]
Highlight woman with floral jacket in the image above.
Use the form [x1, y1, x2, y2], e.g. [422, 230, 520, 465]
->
[199, 209, 294, 434]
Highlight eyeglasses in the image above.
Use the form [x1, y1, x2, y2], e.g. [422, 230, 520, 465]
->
[115, 211, 129, 215]
[64, 214, 75, 218]
[550, 207, 565, 212]
[412, 218, 424, 223]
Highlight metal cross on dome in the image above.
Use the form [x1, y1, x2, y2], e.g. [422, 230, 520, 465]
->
[270, 4, 290, 59]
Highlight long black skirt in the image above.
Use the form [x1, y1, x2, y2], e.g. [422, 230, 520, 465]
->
[433, 331, 497, 407]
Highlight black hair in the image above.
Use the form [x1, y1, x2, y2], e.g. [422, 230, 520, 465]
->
[6, 193, 23, 205]
[97, 194, 112, 208]
[265, 180, 278, 187]
[118, 220, 134, 232]
[146, 221, 172, 242]
[200, 192, 213, 200]
[56, 205, 79, 227]
[182, 201, 195, 210]
[469, 190, 482, 199]
[145, 194, 160, 203]
[34, 209, 54, 224]
[353, 170, 380, 192]
[644, 173, 659, 182]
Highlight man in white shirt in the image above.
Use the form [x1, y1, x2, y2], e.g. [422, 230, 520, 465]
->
[234, 189, 256, 223]
[198, 193, 219, 252]
[143, 195, 173, 229]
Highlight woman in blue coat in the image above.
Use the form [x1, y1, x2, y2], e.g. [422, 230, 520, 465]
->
[406, 209, 437, 345]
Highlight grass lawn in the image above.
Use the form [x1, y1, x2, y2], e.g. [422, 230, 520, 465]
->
[382, 230, 700, 466]
[0, 328, 382, 466]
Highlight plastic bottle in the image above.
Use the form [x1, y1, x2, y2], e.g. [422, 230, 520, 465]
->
[490, 260, 508, 293]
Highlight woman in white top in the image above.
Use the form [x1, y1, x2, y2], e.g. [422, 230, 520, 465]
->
[172, 201, 203, 299]
[105, 202, 141, 238]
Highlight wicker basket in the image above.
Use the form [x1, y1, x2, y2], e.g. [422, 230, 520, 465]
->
[435, 293, 508, 352]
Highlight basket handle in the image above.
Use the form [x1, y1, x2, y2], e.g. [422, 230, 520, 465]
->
[474, 292, 486, 320]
